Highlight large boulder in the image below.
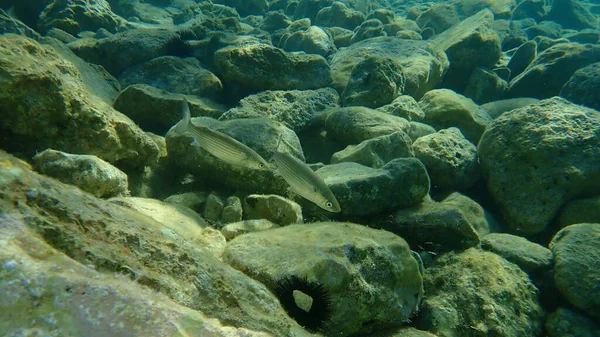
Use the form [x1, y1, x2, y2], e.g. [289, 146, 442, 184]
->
[223, 222, 424, 336]
[550, 223, 600, 321]
[478, 97, 600, 234]
[507, 42, 600, 99]
[0, 149, 316, 337]
[0, 34, 159, 169]
[214, 43, 332, 92]
[328, 36, 448, 99]
[417, 248, 544, 337]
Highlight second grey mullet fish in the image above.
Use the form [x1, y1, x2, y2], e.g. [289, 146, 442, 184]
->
[272, 149, 341, 213]
[175, 98, 270, 170]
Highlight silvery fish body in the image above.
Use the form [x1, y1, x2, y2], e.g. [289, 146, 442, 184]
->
[175, 99, 270, 170]
[272, 151, 341, 213]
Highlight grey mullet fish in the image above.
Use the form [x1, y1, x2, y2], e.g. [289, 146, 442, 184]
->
[272, 148, 341, 213]
[175, 98, 270, 170]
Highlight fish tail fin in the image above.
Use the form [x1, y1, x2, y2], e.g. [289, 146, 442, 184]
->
[174, 98, 191, 134]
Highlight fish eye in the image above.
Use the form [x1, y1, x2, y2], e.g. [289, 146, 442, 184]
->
[326, 202, 333, 208]
[259, 163, 265, 168]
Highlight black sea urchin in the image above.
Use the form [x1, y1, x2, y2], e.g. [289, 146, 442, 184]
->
[164, 30, 196, 57]
[273, 275, 333, 333]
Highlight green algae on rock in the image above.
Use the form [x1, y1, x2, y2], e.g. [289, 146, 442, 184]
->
[223, 222, 424, 336]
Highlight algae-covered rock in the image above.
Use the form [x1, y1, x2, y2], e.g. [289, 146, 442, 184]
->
[0, 34, 159, 169]
[545, 307, 600, 337]
[37, 0, 128, 35]
[560, 62, 600, 111]
[481, 233, 553, 273]
[419, 89, 493, 144]
[412, 127, 480, 192]
[314, 1, 365, 30]
[555, 195, 600, 228]
[0, 150, 317, 337]
[376, 95, 425, 121]
[430, 9, 501, 92]
[417, 248, 544, 337]
[280, 25, 337, 57]
[375, 193, 494, 253]
[118, 56, 224, 101]
[507, 42, 600, 99]
[221, 219, 280, 240]
[331, 131, 414, 169]
[316, 106, 411, 145]
[244, 194, 303, 226]
[33, 149, 129, 198]
[322, 158, 430, 216]
[478, 97, 600, 234]
[0, 228, 273, 337]
[223, 222, 424, 336]
[342, 55, 406, 109]
[113, 84, 226, 135]
[329, 36, 448, 99]
[219, 88, 339, 131]
[550, 223, 600, 321]
[214, 42, 332, 92]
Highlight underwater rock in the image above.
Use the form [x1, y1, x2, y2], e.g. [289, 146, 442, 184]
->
[430, 9, 501, 92]
[545, 307, 600, 337]
[550, 223, 600, 320]
[41, 36, 121, 105]
[463, 67, 508, 104]
[203, 192, 225, 223]
[416, 0, 515, 33]
[321, 158, 430, 216]
[37, 0, 128, 35]
[413, 127, 480, 193]
[0, 34, 159, 169]
[481, 233, 553, 273]
[164, 191, 208, 214]
[407, 121, 437, 141]
[0, 150, 314, 336]
[507, 42, 600, 99]
[223, 222, 424, 336]
[280, 25, 337, 57]
[375, 193, 494, 253]
[349, 18, 387, 44]
[221, 219, 280, 240]
[33, 149, 129, 198]
[376, 95, 425, 121]
[214, 42, 332, 92]
[329, 36, 448, 99]
[219, 88, 339, 131]
[118, 56, 223, 101]
[221, 196, 243, 224]
[512, 0, 546, 22]
[316, 106, 411, 145]
[314, 1, 365, 30]
[478, 97, 600, 234]
[0, 224, 273, 337]
[68, 28, 178, 76]
[419, 89, 493, 144]
[213, 0, 269, 16]
[546, 0, 599, 30]
[560, 62, 600, 111]
[113, 84, 225, 135]
[0, 8, 42, 39]
[417, 248, 544, 337]
[331, 131, 414, 169]
[244, 194, 303, 226]
[480, 97, 540, 118]
[555, 195, 600, 229]
[507, 40, 537, 81]
[342, 56, 406, 109]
